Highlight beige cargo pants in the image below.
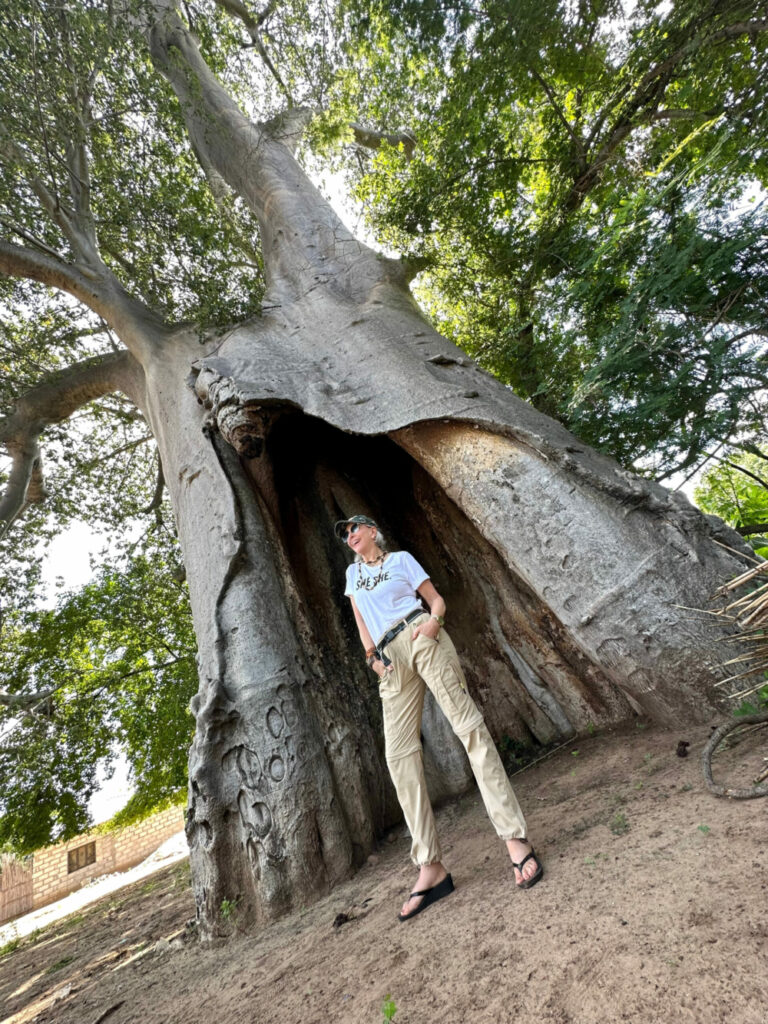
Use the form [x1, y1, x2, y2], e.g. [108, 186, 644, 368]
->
[379, 612, 527, 865]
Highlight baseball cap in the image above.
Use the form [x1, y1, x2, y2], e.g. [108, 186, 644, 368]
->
[334, 514, 378, 539]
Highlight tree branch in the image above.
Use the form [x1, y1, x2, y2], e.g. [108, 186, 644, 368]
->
[529, 67, 586, 171]
[0, 136, 97, 265]
[0, 687, 56, 710]
[140, 453, 166, 517]
[721, 459, 768, 493]
[735, 523, 768, 536]
[0, 238, 102, 297]
[350, 123, 417, 160]
[0, 350, 141, 535]
[0, 238, 168, 356]
[214, 0, 293, 103]
[573, 17, 768, 208]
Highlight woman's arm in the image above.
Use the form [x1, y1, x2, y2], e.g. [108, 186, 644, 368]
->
[350, 595, 375, 652]
[349, 596, 392, 678]
[412, 580, 446, 640]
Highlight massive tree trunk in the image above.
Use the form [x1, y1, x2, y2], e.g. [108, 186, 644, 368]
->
[1, 3, 754, 941]
[133, 7, 755, 939]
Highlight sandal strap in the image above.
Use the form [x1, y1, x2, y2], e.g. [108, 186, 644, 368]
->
[511, 850, 536, 871]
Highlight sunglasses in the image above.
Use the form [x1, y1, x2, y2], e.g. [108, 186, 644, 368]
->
[343, 523, 363, 540]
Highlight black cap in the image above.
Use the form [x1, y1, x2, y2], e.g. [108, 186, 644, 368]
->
[334, 514, 378, 539]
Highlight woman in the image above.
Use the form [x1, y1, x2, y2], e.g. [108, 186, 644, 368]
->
[336, 513, 543, 922]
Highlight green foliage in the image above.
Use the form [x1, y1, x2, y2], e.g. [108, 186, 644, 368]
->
[609, 811, 629, 836]
[381, 995, 397, 1022]
[0, 531, 197, 854]
[337, 0, 768, 476]
[732, 684, 768, 717]
[695, 449, 768, 553]
[219, 896, 240, 920]
[105, 786, 187, 832]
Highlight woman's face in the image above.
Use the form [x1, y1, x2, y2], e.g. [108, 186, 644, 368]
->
[346, 523, 377, 554]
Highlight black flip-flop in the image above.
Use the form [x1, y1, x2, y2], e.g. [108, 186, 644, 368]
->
[512, 848, 544, 890]
[397, 873, 455, 922]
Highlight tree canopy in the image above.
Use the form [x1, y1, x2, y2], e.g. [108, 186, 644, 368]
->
[329, 0, 768, 477]
[0, 531, 196, 853]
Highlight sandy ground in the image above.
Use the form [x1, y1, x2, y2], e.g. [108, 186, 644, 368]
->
[1, 721, 766, 1024]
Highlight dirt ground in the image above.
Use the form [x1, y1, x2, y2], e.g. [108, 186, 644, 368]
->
[1, 722, 767, 1024]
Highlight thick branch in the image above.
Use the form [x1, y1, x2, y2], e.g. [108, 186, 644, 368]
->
[0, 238, 103, 298]
[0, 687, 56, 710]
[145, 1, 386, 303]
[735, 523, 768, 537]
[0, 238, 168, 357]
[0, 350, 140, 534]
[350, 123, 416, 160]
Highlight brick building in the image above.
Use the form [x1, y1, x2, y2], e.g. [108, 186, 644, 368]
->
[0, 804, 185, 926]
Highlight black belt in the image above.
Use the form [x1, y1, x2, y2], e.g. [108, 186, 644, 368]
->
[377, 608, 424, 652]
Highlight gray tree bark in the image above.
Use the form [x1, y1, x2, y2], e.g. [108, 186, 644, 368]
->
[0, 1, 755, 941]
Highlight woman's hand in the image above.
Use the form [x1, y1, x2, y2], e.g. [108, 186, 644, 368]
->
[372, 658, 393, 677]
[412, 617, 440, 641]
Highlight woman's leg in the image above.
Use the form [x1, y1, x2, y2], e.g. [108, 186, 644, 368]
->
[411, 625, 537, 879]
[380, 659, 441, 866]
[382, 632, 453, 917]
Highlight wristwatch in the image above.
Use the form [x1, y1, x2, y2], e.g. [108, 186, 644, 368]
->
[431, 614, 445, 627]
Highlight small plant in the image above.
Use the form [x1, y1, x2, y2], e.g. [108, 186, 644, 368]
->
[46, 955, 76, 974]
[0, 935, 21, 958]
[586, 722, 596, 735]
[220, 896, 241, 920]
[571, 749, 580, 757]
[733, 684, 768, 717]
[381, 995, 397, 1022]
[497, 735, 535, 771]
[609, 812, 630, 836]
[697, 824, 711, 835]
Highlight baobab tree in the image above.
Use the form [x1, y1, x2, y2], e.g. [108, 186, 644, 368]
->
[0, 0, 756, 937]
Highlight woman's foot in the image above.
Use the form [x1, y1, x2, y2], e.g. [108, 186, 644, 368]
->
[506, 838, 544, 888]
[400, 862, 448, 918]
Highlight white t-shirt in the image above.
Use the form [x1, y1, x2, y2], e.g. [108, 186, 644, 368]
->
[345, 550, 429, 643]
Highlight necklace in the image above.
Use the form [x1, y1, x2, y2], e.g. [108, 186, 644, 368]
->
[363, 551, 385, 566]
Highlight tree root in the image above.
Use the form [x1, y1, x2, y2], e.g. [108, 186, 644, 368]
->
[702, 712, 768, 798]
